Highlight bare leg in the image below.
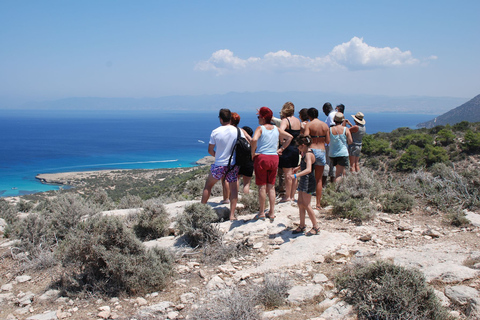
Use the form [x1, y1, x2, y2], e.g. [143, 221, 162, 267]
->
[266, 183, 276, 218]
[303, 192, 318, 228]
[201, 173, 219, 204]
[314, 165, 325, 209]
[258, 184, 267, 217]
[242, 176, 252, 194]
[349, 155, 356, 173]
[281, 167, 294, 201]
[228, 180, 238, 220]
[334, 165, 345, 183]
[221, 177, 230, 203]
[297, 191, 307, 228]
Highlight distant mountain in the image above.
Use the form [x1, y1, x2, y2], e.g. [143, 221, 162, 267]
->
[417, 94, 480, 128]
[2, 91, 468, 115]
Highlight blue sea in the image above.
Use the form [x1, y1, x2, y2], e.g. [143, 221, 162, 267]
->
[0, 109, 436, 197]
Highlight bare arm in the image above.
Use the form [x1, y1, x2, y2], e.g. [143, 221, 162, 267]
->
[278, 128, 293, 154]
[349, 125, 359, 133]
[208, 144, 215, 157]
[251, 126, 262, 159]
[241, 128, 252, 143]
[346, 128, 353, 145]
[304, 122, 310, 136]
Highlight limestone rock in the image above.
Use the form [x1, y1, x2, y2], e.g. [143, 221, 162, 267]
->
[319, 300, 355, 319]
[15, 275, 32, 283]
[464, 210, 480, 227]
[25, 311, 57, 320]
[313, 274, 329, 284]
[180, 292, 195, 304]
[207, 275, 226, 290]
[38, 289, 60, 301]
[287, 284, 324, 304]
[444, 285, 479, 306]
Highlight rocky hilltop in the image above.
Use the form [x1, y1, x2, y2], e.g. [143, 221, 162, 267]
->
[1, 192, 480, 319]
[418, 94, 480, 128]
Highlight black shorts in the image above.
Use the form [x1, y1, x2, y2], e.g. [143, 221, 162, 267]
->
[330, 156, 349, 167]
[238, 162, 254, 177]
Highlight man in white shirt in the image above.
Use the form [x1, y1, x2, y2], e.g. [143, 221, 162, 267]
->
[201, 108, 239, 220]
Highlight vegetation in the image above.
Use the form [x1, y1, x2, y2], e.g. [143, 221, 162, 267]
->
[336, 260, 449, 319]
[133, 198, 169, 241]
[176, 203, 221, 247]
[58, 215, 173, 296]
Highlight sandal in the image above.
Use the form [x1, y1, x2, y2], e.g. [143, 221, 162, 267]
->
[253, 214, 266, 221]
[292, 226, 306, 234]
[265, 213, 276, 222]
[306, 226, 320, 236]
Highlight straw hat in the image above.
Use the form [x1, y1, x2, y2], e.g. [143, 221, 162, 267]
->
[351, 112, 366, 125]
[334, 112, 345, 123]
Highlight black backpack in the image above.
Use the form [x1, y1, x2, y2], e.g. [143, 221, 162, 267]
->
[228, 128, 251, 169]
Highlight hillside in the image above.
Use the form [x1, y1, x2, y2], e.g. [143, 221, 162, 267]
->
[418, 94, 480, 128]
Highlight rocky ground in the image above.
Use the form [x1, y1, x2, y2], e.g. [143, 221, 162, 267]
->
[1, 190, 480, 320]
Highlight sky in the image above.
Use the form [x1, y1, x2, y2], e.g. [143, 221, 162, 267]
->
[0, 0, 479, 105]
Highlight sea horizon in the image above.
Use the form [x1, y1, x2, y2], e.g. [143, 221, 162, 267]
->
[0, 110, 437, 197]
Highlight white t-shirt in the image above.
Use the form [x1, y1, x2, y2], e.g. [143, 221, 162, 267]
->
[209, 125, 244, 166]
[325, 111, 336, 128]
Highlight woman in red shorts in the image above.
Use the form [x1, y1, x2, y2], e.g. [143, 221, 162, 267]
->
[250, 107, 293, 221]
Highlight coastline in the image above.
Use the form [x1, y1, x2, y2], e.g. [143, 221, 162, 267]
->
[34, 156, 215, 187]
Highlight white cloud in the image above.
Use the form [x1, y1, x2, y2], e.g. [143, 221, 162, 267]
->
[195, 37, 422, 74]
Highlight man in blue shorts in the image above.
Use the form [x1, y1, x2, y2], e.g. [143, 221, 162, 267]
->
[201, 108, 240, 220]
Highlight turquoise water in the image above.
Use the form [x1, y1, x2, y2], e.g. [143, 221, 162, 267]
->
[0, 110, 436, 197]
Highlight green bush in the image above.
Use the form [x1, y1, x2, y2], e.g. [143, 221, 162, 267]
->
[336, 261, 449, 320]
[133, 199, 169, 241]
[452, 121, 470, 132]
[436, 128, 455, 146]
[393, 133, 434, 150]
[362, 135, 392, 156]
[381, 190, 415, 214]
[396, 145, 425, 171]
[256, 273, 291, 309]
[58, 215, 173, 296]
[463, 129, 480, 153]
[176, 203, 221, 247]
[424, 145, 449, 167]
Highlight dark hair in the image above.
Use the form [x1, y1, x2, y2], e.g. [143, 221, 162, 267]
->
[242, 126, 253, 136]
[322, 102, 333, 116]
[307, 107, 319, 119]
[299, 108, 309, 122]
[336, 104, 345, 114]
[231, 112, 240, 126]
[219, 108, 231, 122]
[258, 106, 273, 123]
[295, 134, 312, 146]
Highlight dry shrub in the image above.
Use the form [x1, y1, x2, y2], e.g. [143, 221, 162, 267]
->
[118, 194, 143, 209]
[58, 215, 173, 296]
[190, 288, 260, 320]
[381, 190, 415, 214]
[133, 198, 169, 241]
[176, 203, 221, 247]
[201, 238, 250, 264]
[239, 191, 266, 215]
[256, 273, 291, 309]
[335, 260, 449, 320]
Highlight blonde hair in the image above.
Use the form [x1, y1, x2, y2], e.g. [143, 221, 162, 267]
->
[281, 101, 295, 117]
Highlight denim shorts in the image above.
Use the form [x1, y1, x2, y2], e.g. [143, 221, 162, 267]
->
[311, 148, 326, 166]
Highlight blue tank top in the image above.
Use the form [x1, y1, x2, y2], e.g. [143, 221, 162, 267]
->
[329, 127, 348, 157]
[256, 125, 279, 155]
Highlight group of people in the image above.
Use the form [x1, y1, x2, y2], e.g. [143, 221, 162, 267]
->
[200, 102, 366, 236]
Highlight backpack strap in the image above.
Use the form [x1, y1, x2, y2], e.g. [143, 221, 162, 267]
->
[226, 127, 241, 172]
